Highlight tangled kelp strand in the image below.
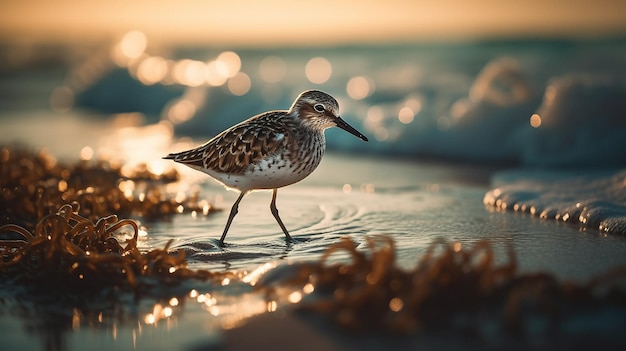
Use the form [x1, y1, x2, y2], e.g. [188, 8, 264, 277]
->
[262, 236, 626, 335]
[0, 144, 216, 230]
[0, 203, 233, 293]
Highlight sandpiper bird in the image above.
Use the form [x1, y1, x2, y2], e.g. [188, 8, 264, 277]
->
[163, 90, 368, 246]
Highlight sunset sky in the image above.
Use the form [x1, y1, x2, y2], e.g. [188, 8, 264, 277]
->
[1, 0, 625, 46]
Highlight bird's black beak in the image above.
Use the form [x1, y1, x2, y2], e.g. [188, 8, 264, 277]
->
[334, 116, 369, 142]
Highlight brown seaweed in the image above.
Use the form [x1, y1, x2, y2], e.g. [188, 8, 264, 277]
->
[265, 236, 626, 335]
[0, 202, 232, 292]
[0, 144, 216, 231]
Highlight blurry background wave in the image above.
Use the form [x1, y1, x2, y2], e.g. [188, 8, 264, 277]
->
[1, 0, 625, 168]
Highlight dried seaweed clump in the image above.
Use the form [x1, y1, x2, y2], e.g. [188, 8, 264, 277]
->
[277, 236, 626, 335]
[0, 203, 232, 292]
[0, 144, 215, 230]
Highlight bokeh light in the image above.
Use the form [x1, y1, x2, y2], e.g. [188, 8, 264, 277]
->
[449, 99, 470, 120]
[136, 56, 168, 85]
[342, 184, 352, 193]
[205, 60, 229, 86]
[287, 291, 302, 304]
[305, 57, 332, 84]
[80, 146, 94, 161]
[120, 31, 147, 59]
[217, 51, 242, 78]
[346, 76, 374, 100]
[173, 59, 206, 87]
[364, 105, 385, 132]
[375, 127, 389, 141]
[398, 106, 414, 124]
[389, 297, 404, 312]
[364, 104, 391, 142]
[259, 56, 286, 83]
[166, 99, 197, 124]
[530, 113, 542, 128]
[404, 97, 423, 115]
[111, 31, 147, 66]
[227, 72, 252, 96]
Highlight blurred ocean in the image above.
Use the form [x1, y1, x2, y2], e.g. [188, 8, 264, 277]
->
[4, 37, 626, 164]
[2, 37, 626, 350]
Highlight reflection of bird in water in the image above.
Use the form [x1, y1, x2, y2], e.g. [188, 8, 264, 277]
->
[164, 90, 368, 246]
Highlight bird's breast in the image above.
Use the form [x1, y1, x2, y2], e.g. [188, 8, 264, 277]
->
[204, 150, 323, 192]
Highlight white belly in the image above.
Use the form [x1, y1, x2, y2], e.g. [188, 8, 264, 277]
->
[202, 154, 320, 192]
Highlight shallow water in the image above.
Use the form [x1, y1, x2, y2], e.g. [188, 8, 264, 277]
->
[147, 154, 626, 281]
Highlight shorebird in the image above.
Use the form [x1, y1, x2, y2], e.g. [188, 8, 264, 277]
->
[164, 90, 368, 246]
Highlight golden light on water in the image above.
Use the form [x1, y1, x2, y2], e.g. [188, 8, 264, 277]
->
[144, 313, 156, 325]
[111, 31, 147, 67]
[72, 308, 81, 330]
[173, 59, 206, 87]
[342, 184, 352, 194]
[242, 262, 277, 286]
[287, 291, 303, 304]
[364, 105, 390, 142]
[227, 72, 252, 96]
[530, 113, 542, 128]
[200, 200, 211, 215]
[217, 51, 242, 78]
[136, 56, 168, 85]
[108, 120, 174, 177]
[175, 192, 186, 203]
[118, 180, 135, 198]
[147, 159, 167, 176]
[166, 99, 197, 124]
[197, 292, 217, 306]
[305, 57, 332, 84]
[389, 297, 404, 312]
[365, 105, 384, 128]
[122, 48, 243, 88]
[405, 97, 423, 115]
[375, 128, 389, 142]
[453, 242, 462, 252]
[80, 146, 94, 161]
[259, 56, 287, 83]
[398, 96, 423, 125]
[143, 302, 174, 326]
[120, 31, 147, 59]
[346, 76, 374, 100]
[361, 183, 376, 194]
[205, 60, 230, 86]
[398, 106, 415, 124]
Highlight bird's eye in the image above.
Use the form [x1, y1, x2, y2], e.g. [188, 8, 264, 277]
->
[313, 104, 325, 113]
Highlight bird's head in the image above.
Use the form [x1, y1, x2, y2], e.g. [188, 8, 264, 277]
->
[290, 90, 368, 142]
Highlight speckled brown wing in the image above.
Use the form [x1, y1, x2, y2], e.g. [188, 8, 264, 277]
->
[164, 111, 294, 175]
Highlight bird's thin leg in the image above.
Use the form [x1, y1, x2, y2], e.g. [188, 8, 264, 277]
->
[270, 188, 293, 242]
[219, 192, 246, 246]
